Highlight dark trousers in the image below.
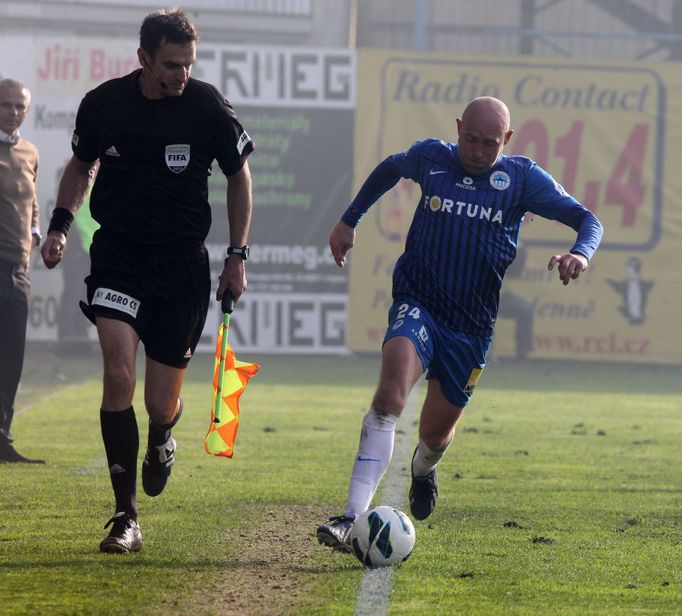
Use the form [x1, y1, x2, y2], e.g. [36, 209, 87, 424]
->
[498, 289, 534, 359]
[0, 261, 30, 449]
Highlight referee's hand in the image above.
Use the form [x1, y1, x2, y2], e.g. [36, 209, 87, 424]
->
[217, 255, 246, 302]
[41, 233, 66, 269]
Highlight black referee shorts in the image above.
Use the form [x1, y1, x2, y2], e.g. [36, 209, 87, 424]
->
[83, 232, 211, 368]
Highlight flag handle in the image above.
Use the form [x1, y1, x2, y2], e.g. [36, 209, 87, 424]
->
[213, 291, 235, 424]
[221, 291, 235, 315]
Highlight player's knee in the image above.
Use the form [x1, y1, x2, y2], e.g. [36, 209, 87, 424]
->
[372, 385, 407, 415]
[419, 415, 461, 449]
[420, 430, 453, 451]
[102, 363, 135, 397]
[363, 406, 398, 431]
[146, 402, 173, 425]
[146, 397, 179, 426]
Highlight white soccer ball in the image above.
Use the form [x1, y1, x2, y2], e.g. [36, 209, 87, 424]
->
[350, 505, 416, 567]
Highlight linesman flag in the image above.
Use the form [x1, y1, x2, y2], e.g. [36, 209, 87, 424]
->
[204, 292, 259, 458]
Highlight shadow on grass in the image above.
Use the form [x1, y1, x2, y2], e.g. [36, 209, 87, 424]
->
[22, 345, 681, 396]
[482, 357, 680, 395]
[0, 555, 243, 570]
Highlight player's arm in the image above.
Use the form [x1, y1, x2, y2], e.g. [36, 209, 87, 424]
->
[525, 164, 604, 286]
[547, 251, 589, 286]
[546, 206, 603, 285]
[330, 157, 404, 267]
[329, 220, 356, 268]
[217, 159, 252, 302]
[41, 155, 98, 270]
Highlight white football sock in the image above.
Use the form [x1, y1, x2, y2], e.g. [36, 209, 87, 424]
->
[411, 433, 454, 478]
[343, 407, 397, 519]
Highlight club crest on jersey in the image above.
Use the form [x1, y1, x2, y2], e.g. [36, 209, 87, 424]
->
[165, 144, 190, 173]
[490, 170, 511, 190]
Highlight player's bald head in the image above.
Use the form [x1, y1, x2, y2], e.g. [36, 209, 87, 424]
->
[461, 97, 511, 133]
[456, 96, 513, 175]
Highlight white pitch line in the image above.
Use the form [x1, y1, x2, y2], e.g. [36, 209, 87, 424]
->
[74, 455, 107, 475]
[354, 378, 422, 616]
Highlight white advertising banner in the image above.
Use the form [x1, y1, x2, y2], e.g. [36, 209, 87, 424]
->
[0, 37, 354, 354]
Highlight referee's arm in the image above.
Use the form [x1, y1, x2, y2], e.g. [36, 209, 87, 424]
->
[41, 155, 98, 270]
[218, 159, 252, 301]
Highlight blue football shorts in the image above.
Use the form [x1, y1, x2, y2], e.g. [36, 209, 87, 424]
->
[383, 298, 493, 408]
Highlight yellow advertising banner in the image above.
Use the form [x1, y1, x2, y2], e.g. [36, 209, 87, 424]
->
[349, 50, 681, 364]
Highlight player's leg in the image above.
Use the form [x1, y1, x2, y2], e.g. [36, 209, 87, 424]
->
[318, 299, 435, 551]
[140, 359, 186, 497]
[346, 335, 423, 515]
[409, 379, 464, 520]
[317, 336, 424, 551]
[140, 243, 210, 499]
[96, 316, 143, 554]
[409, 329, 492, 520]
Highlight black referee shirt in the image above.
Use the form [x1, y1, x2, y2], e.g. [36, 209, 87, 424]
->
[71, 69, 253, 247]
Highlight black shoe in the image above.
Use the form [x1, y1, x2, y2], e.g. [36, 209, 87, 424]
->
[316, 515, 355, 553]
[0, 445, 45, 464]
[142, 434, 176, 497]
[99, 512, 142, 554]
[142, 401, 182, 497]
[409, 448, 439, 521]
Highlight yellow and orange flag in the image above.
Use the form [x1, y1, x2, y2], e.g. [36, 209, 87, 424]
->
[204, 320, 259, 458]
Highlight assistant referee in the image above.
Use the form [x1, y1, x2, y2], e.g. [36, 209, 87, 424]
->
[41, 8, 254, 554]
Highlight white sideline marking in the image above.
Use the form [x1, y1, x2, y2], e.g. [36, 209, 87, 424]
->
[74, 455, 107, 475]
[354, 379, 422, 616]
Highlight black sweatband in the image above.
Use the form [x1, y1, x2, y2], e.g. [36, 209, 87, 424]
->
[47, 208, 75, 236]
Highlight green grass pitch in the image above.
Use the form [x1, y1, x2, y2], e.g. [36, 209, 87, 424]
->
[1, 349, 680, 615]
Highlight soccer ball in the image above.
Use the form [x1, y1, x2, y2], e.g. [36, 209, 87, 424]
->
[350, 506, 416, 567]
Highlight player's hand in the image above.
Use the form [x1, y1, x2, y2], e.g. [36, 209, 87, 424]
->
[547, 252, 588, 286]
[217, 254, 246, 302]
[41, 232, 67, 269]
[329, 220, 355, 268]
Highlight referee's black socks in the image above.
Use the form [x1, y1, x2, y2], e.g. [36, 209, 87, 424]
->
[100, 406, 139, 519]
[147, 398, 183, 446]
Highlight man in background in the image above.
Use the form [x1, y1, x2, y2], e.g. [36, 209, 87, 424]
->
[497, 242, 535, 360]
[0, 78, 45, 465]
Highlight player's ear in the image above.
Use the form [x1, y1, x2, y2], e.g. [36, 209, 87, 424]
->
[503, 129, 514, 145]
[456, 118, 463, 133]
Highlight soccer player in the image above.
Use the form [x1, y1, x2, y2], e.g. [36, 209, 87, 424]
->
[317, 96, 603, 552]
[41, 9, 254, 554]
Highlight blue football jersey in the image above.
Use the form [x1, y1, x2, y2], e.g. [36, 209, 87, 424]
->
[342, 138, 603, 336]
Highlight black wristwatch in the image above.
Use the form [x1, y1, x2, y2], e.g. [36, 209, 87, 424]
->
[227, 245, 249, 260]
